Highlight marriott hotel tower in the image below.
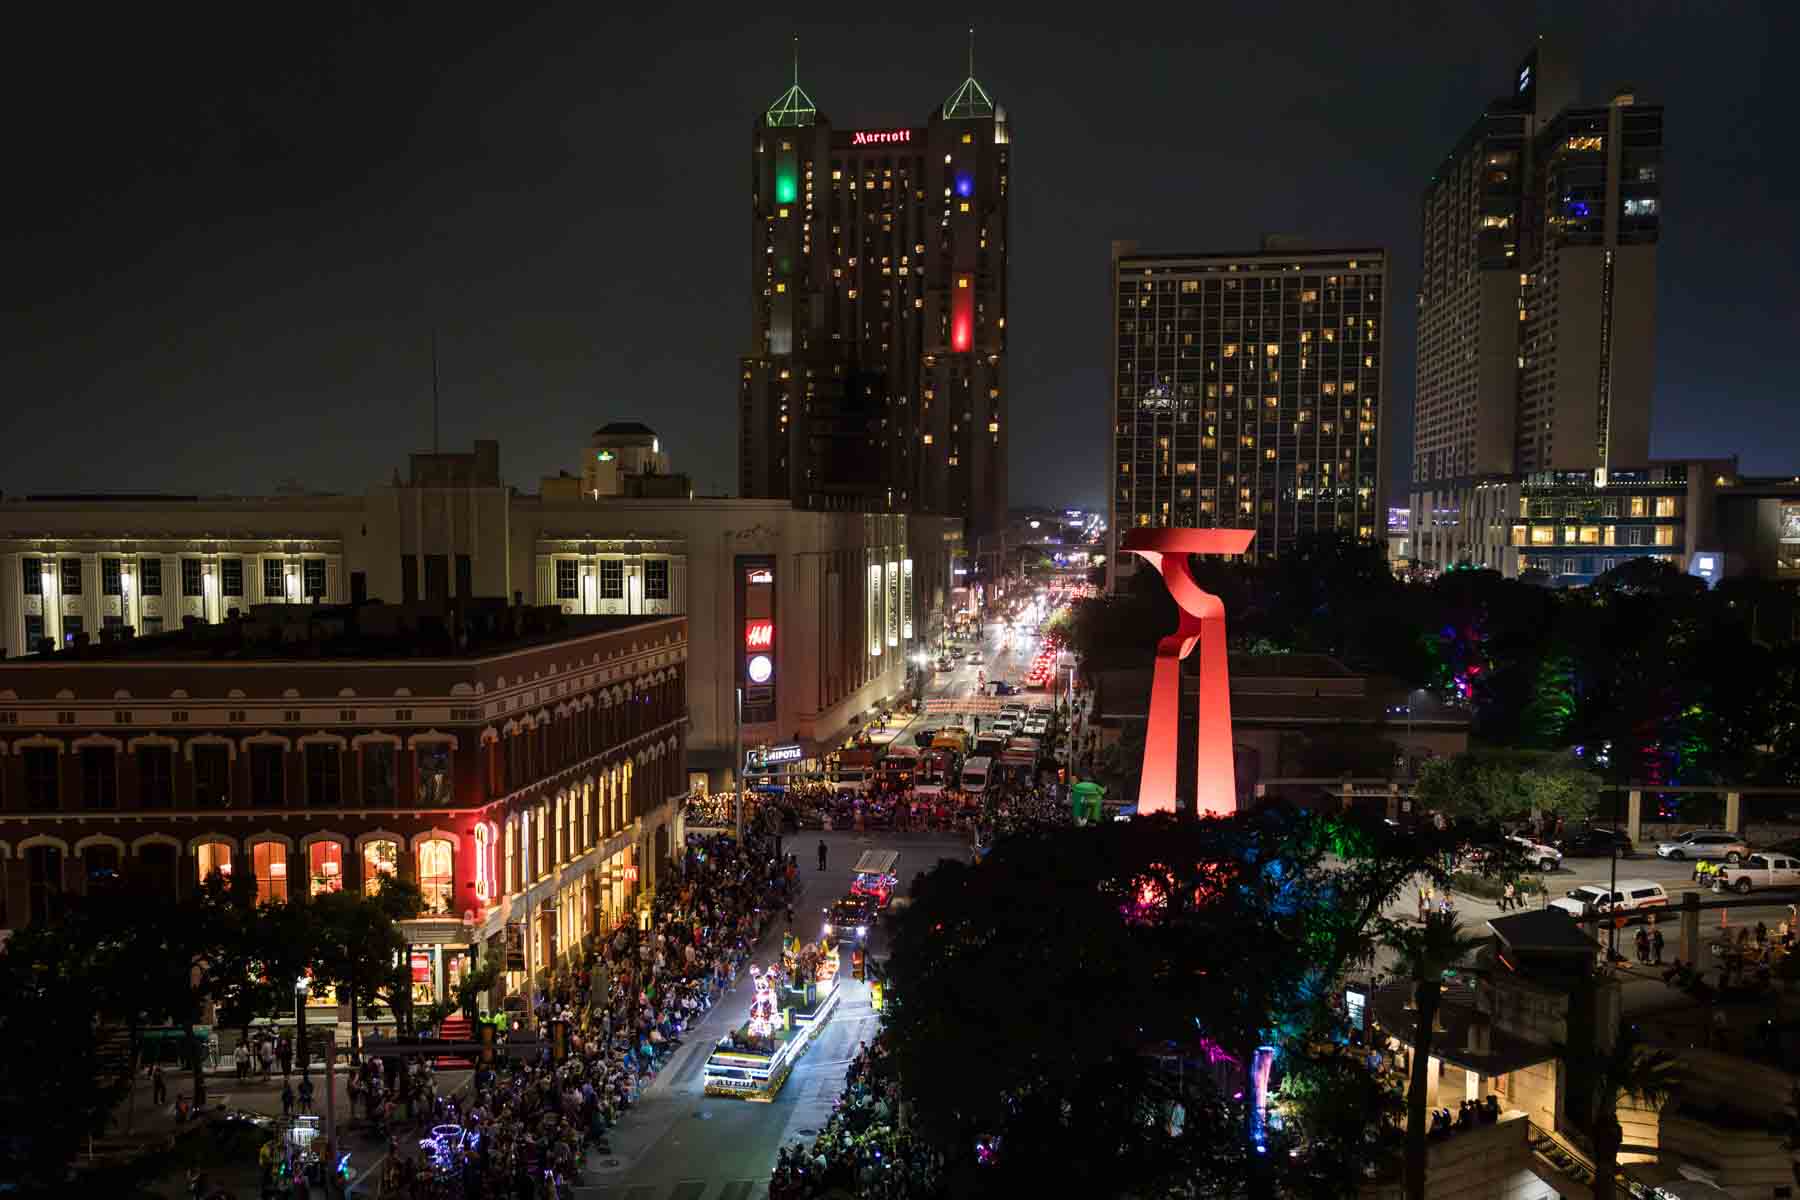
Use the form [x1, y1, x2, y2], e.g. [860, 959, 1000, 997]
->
[738, 53, 1011, 539]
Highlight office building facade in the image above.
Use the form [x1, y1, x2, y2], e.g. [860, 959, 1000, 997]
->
[1108, 243, 1387, 574]
[0, 438, 960, 788]
[1411, 39, 1663, 570]
[739, 60, 1010, 539]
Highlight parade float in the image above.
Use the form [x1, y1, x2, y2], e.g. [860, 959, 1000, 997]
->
[703, 934, 843, 1100]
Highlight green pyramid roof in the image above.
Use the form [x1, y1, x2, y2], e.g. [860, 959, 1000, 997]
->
[766, 82, 817, 128]
[942, 75, 994, 120]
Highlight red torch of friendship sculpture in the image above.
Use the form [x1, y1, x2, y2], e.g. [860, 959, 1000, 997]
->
[1119, 527, 1255, 817]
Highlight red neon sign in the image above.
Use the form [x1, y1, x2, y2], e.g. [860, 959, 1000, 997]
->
[851, 129, 912, 146]
[622, 865, 639, 883]
[745, 619, 775, 650]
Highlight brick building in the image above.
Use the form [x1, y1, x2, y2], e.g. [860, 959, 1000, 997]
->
[0, 599, 687, 1013]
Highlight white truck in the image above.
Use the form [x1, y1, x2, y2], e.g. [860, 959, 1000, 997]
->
[1711, 853, 1800, 895]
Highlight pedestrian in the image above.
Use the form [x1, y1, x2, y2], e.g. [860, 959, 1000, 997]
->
[1501, 881, 1517, 912]
[1652, 926, 1665, 965]
[277, 1035, 292, 1081]
[298, 1077, 314, 1116]
[234, 1039, 250, 1082]
[817, 840, 828, 872]
[1416, 886, 1427, 923]
[1635, 926, 1650, 964]
[259, 1036, 274, 1080]
[152, 1063, 167, 1106]
[281, 1081, 295, 1117]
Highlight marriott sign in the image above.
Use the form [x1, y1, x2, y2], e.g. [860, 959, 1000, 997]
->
[850, 129, 912, 146]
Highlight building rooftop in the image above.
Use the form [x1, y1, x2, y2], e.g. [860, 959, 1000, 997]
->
[5, 601, 672, 664]
[1489, 910, 1602, 956]
[593, 422, 658, 437]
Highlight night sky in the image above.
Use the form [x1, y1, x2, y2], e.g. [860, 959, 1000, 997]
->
[6, 4, 1796, 511]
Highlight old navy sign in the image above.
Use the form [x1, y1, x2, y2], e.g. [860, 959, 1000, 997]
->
[745, 619, 775, 650]
[851, 129, 912, 146]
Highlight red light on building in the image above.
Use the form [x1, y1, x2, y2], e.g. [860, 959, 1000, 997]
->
[745, 619, 774, 650]
[622, 865, 639, 883]
[952, 275, 974, 352]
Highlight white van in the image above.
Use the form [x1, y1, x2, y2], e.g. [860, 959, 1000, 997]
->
[1548, 878, 1669, 919]
[961, 755, 993, 796]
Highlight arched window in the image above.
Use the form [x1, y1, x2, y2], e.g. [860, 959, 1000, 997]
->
[27, 846, 64, 924]
[474, 822, 493, 902]
[535, 806, 548, 878]
[417, 838, 454, 914]
[84, 844, 122, 895]
[253, 843, 288, 903]
[195, 841, 232, 886]
[504, 818, 517, 895]
[308, 842, 344, 895]
[137, 844, 177, 899]
[576, 785, 587, 853]
[363, 839, 399, 896]
[553, 794, 566, 865]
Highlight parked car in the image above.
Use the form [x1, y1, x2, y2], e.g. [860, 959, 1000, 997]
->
[1711, 853, 1800, 895]
[1655, 830, 1749, 863]
[1549, 879, 1670, 919]
[1507, 835, 1565, 873]
[1556, 827, 1637, 858]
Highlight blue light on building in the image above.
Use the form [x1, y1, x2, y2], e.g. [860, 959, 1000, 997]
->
[955, 172, 974, 198]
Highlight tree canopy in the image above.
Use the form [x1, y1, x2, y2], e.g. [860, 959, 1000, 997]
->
[881, 808, 1479, 1197]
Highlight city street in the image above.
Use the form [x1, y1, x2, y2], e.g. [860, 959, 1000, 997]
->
[576, 830, 968, 1200]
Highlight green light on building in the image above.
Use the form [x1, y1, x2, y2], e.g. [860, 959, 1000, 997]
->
[775, 170, 797, 205]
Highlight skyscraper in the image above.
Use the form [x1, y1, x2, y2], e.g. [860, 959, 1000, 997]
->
[1411, 38, 1663, 570]
[738, 41, 1010, 539]
[1107, 241, 1388, 572]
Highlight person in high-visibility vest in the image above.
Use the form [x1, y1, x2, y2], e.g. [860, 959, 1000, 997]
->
[870, 980, 885, 1011]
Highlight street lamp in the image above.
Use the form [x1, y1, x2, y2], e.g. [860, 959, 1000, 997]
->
[294, 975, 311, 1083]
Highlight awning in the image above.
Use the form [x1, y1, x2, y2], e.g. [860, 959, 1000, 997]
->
[853, 850, 900, 876]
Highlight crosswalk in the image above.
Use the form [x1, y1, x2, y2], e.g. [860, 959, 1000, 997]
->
[574, 1182, 766, 1200]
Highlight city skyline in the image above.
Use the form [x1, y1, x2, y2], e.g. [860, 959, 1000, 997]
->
[5, 6, 1797, 513]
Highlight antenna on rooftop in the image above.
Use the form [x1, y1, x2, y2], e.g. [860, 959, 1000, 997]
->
[969, 26, 975, 78]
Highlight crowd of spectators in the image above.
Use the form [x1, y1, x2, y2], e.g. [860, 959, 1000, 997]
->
[378, 832, 793, 1199]
[768, 1035, 942, 1200]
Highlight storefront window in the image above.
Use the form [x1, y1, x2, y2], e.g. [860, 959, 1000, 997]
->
[196, 841, 232, 885]
[309, 841, 344, 895]
[253, 843, 288, 903]
[417, 838, 454, 914]
[363, 839, 399, 896]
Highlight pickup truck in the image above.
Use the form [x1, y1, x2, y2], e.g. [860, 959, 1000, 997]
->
[1712, 853, 1800, 895]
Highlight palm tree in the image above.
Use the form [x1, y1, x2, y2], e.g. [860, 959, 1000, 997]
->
[1381, 914, 1488, 1200]
[1564, 1032, 1683, 1200]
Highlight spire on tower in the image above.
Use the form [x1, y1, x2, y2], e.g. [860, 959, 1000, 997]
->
[765, 32, 817, 127]
[943, 25, 995, 120]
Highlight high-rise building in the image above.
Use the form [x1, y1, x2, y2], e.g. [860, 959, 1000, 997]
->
[1107, 241, 1387, 574]
[738, 45, 1010, 539]
[1411, 38, 1663, 570]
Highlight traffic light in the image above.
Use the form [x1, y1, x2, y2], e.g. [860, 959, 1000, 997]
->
[851, 949, 866, 981]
